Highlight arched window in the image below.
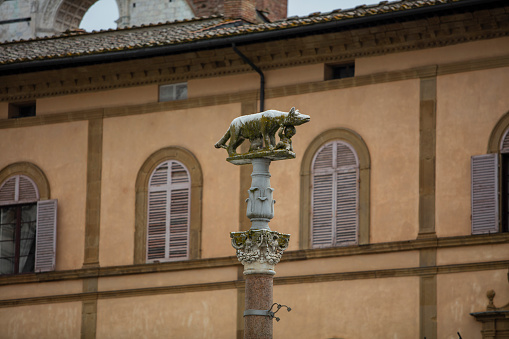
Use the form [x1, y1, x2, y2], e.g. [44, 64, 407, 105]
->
[134, 147, 202, 264]
[472, 118, 509, 235]
[300, 129, 370, 250]
[0, 165, 56, 275]
[147, 160, 191, 262]
[311, 141, 359, 248]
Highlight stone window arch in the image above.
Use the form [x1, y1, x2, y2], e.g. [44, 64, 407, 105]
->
[300, 129, 370, 249]
[134, 147, 202, 264]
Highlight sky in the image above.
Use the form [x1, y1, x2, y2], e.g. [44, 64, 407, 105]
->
[80, 0, 380, 31]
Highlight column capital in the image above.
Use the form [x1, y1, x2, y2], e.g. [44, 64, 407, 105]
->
[231, 229, 290, 274]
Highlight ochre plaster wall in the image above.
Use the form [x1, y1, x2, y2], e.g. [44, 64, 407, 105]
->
[98, 266, 238, 291]
[188, 64, 324, 98]
[356, 37, 509, 76]
[100, 103, 241, 266]
[273, 277, 420, 338]
[37, 85, 158, 115]
[437, 270, 509, 339]
[266, 79, 420, 247]
[437, 243, 509, 266]
[277, 250, 419, 277]
[0, 302, 82, 339]
[0, 279, 82, 300]
[96, 290, 237, 339]
[0, 121, 88, 270]
[436, 67, 509, 237]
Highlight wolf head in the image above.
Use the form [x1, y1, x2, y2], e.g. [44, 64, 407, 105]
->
[284, 107, 310, 126]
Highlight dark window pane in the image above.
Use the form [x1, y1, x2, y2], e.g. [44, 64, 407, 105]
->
[0, 203, 37, 274]
[8, 102, 36, 119]
[0, 257, 14, 274]
[325, 63, 355, 80]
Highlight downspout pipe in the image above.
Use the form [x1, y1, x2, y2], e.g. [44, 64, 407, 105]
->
[232, 43, 265, 112]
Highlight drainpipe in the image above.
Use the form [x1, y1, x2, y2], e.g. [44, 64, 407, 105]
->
[232, 43, 265, 112]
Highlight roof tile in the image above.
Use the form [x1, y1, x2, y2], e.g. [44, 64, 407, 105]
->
[0, 0, 468, 65]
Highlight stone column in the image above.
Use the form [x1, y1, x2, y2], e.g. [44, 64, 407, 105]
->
[231, 158, 290, 339]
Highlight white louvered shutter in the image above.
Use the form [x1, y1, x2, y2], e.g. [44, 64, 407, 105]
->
[147, 161, 190, 262]
[335, 142, 358, 245]
[312, 143, 334, 248]
[0, 175, 39, 206]
[35, 199, 57, 272]
[0, 177, 16, 204]
[311, 141, 359, 248]
[471, 154, 499, 234]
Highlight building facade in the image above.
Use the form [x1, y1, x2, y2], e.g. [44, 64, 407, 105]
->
[0, 0, 508, 338]
[0, 0, 287, 42]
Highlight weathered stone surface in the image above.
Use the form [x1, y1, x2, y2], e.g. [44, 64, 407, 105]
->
[244, 274, 273, 339]
[231, 229, 290, 274]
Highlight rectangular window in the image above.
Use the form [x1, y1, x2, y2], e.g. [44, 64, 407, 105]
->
[8, 101, 36, 119]
[324, 63, 355, 81]
[0, 203, 37, 275]
[159, 83, 188, 102]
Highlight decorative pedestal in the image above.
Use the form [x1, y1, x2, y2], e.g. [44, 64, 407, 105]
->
[229, 156, 291, 339]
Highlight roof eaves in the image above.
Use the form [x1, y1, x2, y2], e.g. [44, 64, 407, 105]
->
[0, 0, 499, 75]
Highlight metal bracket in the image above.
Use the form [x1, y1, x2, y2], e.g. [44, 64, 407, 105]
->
[243, 303, 291, 322]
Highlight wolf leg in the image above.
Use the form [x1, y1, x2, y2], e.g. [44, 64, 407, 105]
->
[214, 129, 230, 149]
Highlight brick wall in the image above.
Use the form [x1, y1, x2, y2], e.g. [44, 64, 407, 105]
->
[256, 0, 287, 21]
[188, 0, 224, 17]
[188, 0, 287, 22]
[224, 0, 257, 23]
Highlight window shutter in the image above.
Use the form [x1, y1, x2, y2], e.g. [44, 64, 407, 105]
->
[0, 175, 39, 205]
[336, 170, 358, 245]
[312, 143, 334, 248]
[500, 129, 509, 152]
[147, 161, 190, 261]
[312, 172, 334, 248]
[35, 199, 57, 272]
[0, 177, 16, 204]
[335, 142, 358, 245]
[147, 190, 167, 260]
[311, 141, 359, 248]
[168, 187, 189, 259]
[471, 154, 499, 234]
[18, 176, 38, 203]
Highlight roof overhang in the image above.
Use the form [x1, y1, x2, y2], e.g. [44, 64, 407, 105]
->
[0, 0, 502, 76]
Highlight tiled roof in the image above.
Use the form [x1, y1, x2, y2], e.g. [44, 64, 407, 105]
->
[0, 0, 465, 65]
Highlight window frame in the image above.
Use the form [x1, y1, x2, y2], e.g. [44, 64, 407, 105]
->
[0, 163, 56, 274]
[0, 202, 38, 275]
[134, 147, 202, 264]
[300, 128, 370, 250]
[146, 160, 191, 262]
[158, 82, 188, 102]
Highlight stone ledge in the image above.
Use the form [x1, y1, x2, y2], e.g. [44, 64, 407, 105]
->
[0, 233, 507, 286]
[227, 149, 295, 165]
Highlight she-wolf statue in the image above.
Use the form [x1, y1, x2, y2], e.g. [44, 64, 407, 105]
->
[214, 107, 310, 156]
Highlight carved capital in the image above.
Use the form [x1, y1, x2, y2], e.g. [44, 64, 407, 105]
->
[231, 230, 290, 274]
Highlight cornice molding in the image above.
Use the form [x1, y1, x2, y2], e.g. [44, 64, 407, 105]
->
[0, 259, 507, 308]
[0, 8, 507, 102]
[1, 54, 508, 130]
